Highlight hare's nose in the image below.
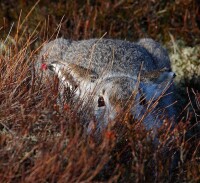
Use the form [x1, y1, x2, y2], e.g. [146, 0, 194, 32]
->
[169, 72, 176, 78]
[172, 73, 176, 78]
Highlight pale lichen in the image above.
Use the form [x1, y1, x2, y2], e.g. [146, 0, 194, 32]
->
[169, 40, 200, 85]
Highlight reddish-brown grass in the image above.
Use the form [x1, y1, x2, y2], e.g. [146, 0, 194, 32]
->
[0, 1, 199, 182]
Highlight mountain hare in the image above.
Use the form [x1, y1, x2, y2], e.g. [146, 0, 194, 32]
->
[37, 38, 177, 132]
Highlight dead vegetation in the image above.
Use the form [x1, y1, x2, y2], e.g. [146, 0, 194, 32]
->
[0, 0, 200, 182]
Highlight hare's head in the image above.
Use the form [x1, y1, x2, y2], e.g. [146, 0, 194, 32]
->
[46, 61, 176, 131]
[93, 69, 176, 130]
[92, 75, 139, 129]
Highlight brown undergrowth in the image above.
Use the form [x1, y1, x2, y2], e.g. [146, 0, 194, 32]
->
[0, 32, 199, 183]
[1, 0, 200, 44]
[0, 2, 199, 182]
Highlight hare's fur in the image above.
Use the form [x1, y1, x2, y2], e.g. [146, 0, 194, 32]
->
[37, 38, 177, 131]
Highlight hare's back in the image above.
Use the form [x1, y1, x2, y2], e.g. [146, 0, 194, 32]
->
[63, 39, 158, 76]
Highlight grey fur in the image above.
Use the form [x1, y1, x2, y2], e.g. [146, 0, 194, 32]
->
[137, 38, 171, 69]
[37, 38, 177, 132]
[38, 38, 165, 75]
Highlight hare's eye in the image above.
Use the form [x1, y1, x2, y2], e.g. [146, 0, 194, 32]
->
[98, 96, 105, 107]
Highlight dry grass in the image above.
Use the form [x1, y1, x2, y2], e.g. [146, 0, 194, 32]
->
[1, 0, 200, 44]
[0, 1, 200, 182]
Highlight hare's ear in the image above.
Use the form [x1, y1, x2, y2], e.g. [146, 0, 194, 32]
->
[48, 61, 99, 97]
[48, 61, 99, 82]
[67, 63, 99, 83]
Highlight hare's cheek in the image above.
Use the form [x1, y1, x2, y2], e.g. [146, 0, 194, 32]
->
[114, 104, 122, 114]
[94, 106, 107, 123]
